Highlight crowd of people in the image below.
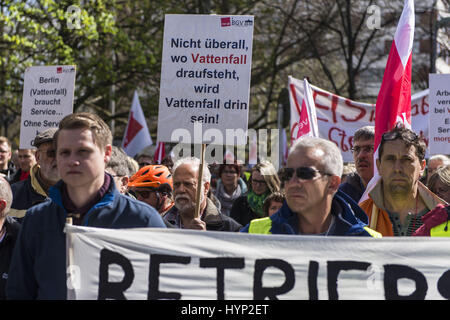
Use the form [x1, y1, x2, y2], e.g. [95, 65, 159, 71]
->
[0, 112, 449, 299]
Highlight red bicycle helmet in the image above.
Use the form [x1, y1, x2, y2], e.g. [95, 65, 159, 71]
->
[128, 165, 173, 191]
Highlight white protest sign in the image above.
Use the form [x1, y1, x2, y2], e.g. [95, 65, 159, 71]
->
[20, 65, 76, 149]
[66, 225, 450, 300]
[157, 14, 254, 145]
[428, 74, 450, 155]
[288, 76, 430, 162]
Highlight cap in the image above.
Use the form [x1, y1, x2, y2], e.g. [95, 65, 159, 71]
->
[32, 128, 58, 148]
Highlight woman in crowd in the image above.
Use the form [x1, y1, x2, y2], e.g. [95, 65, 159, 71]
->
[427, 165, 450, 203]
[230, 161, 280, 226]
[214, 163, 247, 216]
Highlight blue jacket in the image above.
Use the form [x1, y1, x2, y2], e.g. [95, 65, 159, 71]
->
[7, 175, 166, 300]
[241, 190, 380, 237]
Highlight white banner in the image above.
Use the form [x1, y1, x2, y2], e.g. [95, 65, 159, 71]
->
[157, 14, 254, 145]
[428, 74, 450, 155]
[288, 76, 430, 162]
[20, 65, 76, 149]
[66, 225, 450, 300]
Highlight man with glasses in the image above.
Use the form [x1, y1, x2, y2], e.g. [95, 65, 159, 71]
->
[10, 129, 59, 219]
[359, 125, 446, 236]
[339, 126, 375, 203]
[242, 136, 380, 237]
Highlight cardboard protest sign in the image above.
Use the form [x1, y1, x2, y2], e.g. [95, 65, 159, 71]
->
[157, 14, 254, 145]
[19, 65, 76, 149]
[288, 76, 430, 162]
[66, 225, 450, 300]
[428, 74, 450, 155]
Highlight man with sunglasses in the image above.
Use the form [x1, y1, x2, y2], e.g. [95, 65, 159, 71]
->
[127, 164, 175, 217]
[9, 128, 60, 220]
[359, 125, 446, 236]
[242, 136, 380, 237]
[339, 126, 375, 203]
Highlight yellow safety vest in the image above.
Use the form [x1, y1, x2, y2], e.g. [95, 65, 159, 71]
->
[248, 217, 382, 237]
[248, 217, 272, 234]
[430, 221, 450, 237]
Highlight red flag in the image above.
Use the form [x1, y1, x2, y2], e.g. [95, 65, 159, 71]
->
[122, 91, 153, 157]
[360, 0, 414, 204]
[153, 141, 166, 164]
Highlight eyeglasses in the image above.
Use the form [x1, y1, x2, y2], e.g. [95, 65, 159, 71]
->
[223, 170, 238, 175]
[251, 178, 267, 185]
[381, 128, 419, 142]
[133, 189, 156, 199]
[280, 167, 331, 182]
[350, 145, 374, 154]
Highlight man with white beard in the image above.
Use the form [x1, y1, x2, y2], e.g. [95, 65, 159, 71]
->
[164, 157, 242, 232]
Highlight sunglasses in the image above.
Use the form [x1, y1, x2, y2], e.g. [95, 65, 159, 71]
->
[133, 189, 155, 199]
[280, 167, 331, 182]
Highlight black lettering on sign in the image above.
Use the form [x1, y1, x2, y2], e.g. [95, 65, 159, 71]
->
[253, 259, 295, 300]
[148, 254, 191, 300]
[437, 269, 450, 299]
[308, 260, 319, 300]
[98, 248, 135, 300]
[327, 261, 371, 300]
[199, 257, 245, 300]
[384, 264, 427, 300]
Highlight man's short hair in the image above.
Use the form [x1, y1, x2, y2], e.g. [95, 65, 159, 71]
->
[353, 126, 375, 142]
[289, 136, 344, 177]
[54, 112, 112, 150]
[106, 146, 132, 177]
[0, 176, 12, 216]
[172, 157, 211, 184]
[0, 136, 12, 150]
[378, 125, 426, 161]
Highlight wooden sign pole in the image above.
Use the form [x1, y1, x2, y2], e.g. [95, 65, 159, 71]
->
[194, 143, 206, 218]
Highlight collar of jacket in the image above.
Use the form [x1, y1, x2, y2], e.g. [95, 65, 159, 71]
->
[275, 190, 369, 235]
[368, 179, 447, 212]
[48, 172, 118, 226]
[215, 177, 248, 195]
[29, 164, 47, 198]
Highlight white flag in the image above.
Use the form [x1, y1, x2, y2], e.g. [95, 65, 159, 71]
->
[122, 91, 153, 157]
[288, 76, 320, 144]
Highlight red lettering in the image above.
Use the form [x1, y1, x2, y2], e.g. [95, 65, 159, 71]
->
[421, 96, 428, 115]
[191, 53, 199, 63]
[411, 102, 419, 117]
[328, 127, 351, 152]
[341, 99, 366, 122]
[369, 108, 376, 122]
[313, 90, 331, 122]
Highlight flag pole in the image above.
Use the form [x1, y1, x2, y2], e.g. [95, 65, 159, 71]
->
[194, 143, 206, 219]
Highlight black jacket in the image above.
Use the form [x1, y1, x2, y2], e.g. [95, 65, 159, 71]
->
[338, 172, 366, 204]
[11, 176, 47, 211]
[0, 216, 20, 300]
[230, 195, 259, 227]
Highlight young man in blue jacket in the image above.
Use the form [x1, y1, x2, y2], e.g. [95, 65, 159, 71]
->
[7, 113, 166, 300]
[242, 136, 380, 237]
